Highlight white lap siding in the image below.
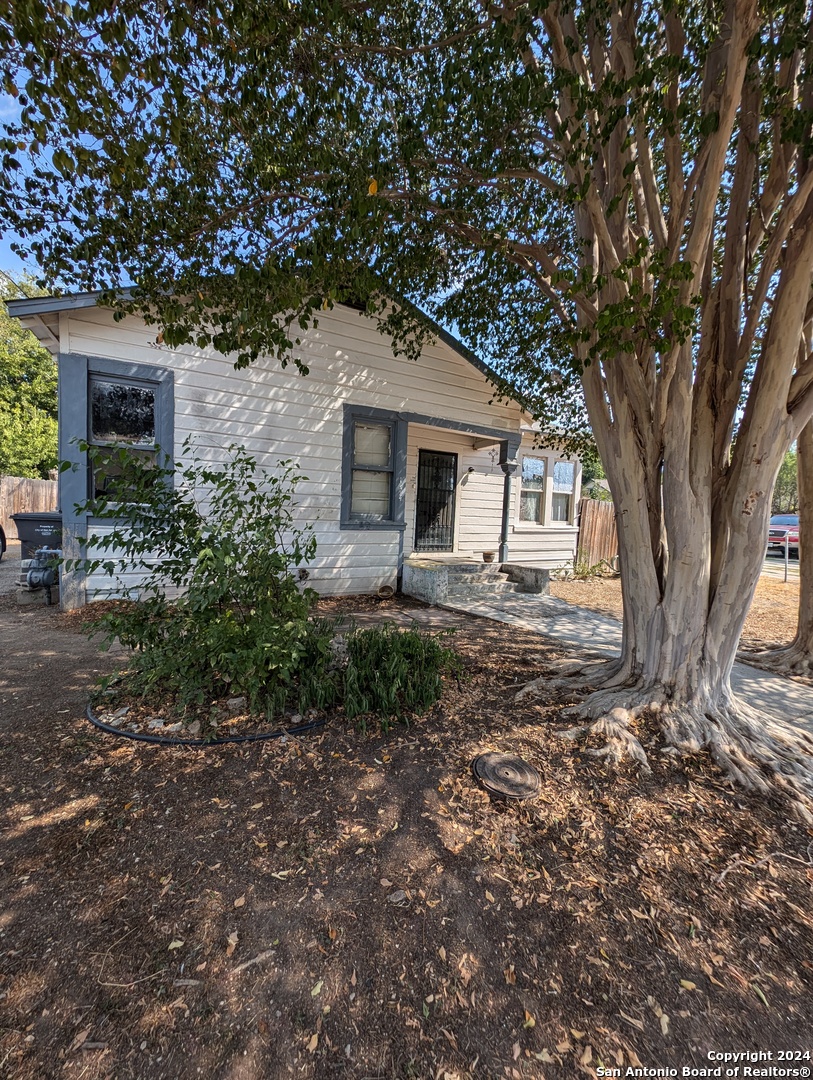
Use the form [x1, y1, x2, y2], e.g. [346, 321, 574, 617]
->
[506, 433, 580, 568]
[61, 304, 522, 600]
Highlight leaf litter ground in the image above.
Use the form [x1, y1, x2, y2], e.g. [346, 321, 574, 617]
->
[1, 592, 812, 1079]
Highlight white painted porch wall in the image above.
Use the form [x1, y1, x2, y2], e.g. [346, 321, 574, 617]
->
[61, 304, 580, 598]
[404, 425, 504, 557]
[403, 426, 580, 565]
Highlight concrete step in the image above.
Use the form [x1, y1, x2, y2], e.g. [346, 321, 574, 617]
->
[446, 580, 522, 598]
[445, 570, 509, 584]
[445, 562, 503, 576]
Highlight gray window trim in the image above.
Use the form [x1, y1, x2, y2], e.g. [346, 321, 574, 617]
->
[60, 353, 174, 531]
[340, 405, 518, 532]
[341, 405, 407, 530]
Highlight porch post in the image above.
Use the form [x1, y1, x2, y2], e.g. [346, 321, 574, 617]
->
[498, 441, 520, 564]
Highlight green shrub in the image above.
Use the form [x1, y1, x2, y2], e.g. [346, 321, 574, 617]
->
[68, 441, 460, 729]
[70, 439, 334, 717]
[342, 623, 461, 731]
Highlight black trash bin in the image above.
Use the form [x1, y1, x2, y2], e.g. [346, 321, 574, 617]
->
[11, 512, 63, 560]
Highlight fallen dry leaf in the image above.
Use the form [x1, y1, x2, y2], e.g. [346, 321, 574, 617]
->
[441, 1028, 458, 1050]
[168, 939, 184, 951]
[306, 1032, 318, 1053]
[226, 931, 239, 957]
[680, 979, 697, 991]
[618, 1010, 644, 1032]
[69, 1028, 91, 1053]
[233, 894, 246, 909]
[504, 964, 516, 985]
[660, 1014, 670, 1035]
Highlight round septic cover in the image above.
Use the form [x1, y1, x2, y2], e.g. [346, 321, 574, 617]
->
[472, 752, 541, 800]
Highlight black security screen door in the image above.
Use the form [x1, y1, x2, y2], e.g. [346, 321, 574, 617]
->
[415, 450, 458, 552]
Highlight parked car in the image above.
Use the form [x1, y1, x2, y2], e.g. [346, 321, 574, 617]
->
[767, 513, 799, 556]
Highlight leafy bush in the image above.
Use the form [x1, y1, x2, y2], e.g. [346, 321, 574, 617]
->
[342, 623, 461, 731]
[71, 439, 334, 717]
[69, 440, 460, 728]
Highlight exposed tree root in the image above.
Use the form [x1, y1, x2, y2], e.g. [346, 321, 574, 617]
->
[558, 705, 654, 775]
[516, 655, 626, 700]
[517, 659, 813, 822]
[738, 642, 813, 679]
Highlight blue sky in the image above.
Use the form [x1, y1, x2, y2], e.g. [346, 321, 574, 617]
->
[0, 237, 29, 277]
[0, 92, 35, 278]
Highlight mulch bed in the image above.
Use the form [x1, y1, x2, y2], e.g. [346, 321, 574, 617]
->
[1, 599, 812, 1079]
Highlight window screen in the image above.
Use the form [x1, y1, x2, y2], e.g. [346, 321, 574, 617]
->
[519, 456, 546, 523]
[350, 421, 393, 519]
[552, 460, 575, 522]
[89, 378, 158, 499]
[91, 380, 156, 445]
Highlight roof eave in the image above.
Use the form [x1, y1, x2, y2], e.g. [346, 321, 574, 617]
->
[6, 289, 522, 406]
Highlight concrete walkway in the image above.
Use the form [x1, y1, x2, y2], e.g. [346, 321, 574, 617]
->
[438, 592, 813, 733]
[761, 556, 800, 581]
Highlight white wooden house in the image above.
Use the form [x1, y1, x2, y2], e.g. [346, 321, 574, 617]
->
[9, 293, 581, 608]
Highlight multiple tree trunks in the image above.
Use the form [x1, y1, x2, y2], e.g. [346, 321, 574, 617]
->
[521, 0, 813, 817]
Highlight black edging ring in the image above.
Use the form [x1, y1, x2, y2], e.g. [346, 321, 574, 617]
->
[86, 703, 326, 746]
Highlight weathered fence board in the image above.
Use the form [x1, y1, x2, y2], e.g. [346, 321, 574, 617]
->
[0, 476, 58, 538]
[577, 497, 618, 567]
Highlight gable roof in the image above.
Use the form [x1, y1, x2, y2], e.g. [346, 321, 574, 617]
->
[6, 289, 509, 394]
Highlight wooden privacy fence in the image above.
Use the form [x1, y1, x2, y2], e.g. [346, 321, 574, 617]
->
[577, 497, 619, 568]
[0, 476, 58, 537]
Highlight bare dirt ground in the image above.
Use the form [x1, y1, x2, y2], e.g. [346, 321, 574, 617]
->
[551, 570, 800, 650]
[1, 581, 812, 1079]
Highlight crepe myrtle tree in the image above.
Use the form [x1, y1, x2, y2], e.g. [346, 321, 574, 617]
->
[3, 0, 813, 811]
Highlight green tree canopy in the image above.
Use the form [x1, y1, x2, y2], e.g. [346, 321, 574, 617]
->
[0, 274, 57, 479]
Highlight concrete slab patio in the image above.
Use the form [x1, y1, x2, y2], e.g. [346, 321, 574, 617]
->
[439, 591, 813, 734]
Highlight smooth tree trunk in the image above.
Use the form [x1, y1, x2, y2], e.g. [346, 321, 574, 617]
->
[508, 0, 813, 818]
[518, 203, 813, 816]
[519, 402, 813, 815]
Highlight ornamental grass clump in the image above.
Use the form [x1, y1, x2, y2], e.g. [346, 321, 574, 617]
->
[342, 623, 461, 731]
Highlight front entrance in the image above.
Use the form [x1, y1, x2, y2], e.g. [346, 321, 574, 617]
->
[415, 450, 458, 552]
